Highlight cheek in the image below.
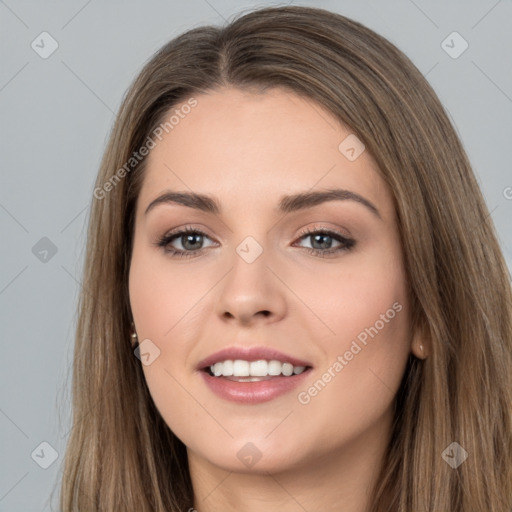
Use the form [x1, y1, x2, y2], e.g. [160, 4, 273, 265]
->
[294, 240, 409, 363]
[333, 250, 411, 375]
[335, 267, 409, 353]
[289, 241, 409, 348]
[129, 266, 167, 342]
[129, 249, 206, 441]
[295, 253, 411, 435]
[128, 243, 204, 340]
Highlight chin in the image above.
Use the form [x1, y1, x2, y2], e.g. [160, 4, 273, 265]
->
[188, 435, 307, 474]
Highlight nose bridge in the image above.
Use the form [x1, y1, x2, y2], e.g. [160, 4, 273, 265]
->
[215, 232, 287, 323]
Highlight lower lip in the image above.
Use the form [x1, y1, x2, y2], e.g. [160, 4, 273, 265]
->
[199, 369, 311, 404]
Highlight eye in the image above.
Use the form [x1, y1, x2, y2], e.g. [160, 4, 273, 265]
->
[293, 227, 355, 257]
[155, 225, 356, 259]
[155, 227, 217, 258]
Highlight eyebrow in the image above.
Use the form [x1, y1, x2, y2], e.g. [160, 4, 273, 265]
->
[144, 188, 381, 219]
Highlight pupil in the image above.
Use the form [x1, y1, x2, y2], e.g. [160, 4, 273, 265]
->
[312, 234, 332, 249]
[183, 233, 202, 250]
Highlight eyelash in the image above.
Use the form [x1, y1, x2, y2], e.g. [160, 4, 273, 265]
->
[155, 225, 356, 259]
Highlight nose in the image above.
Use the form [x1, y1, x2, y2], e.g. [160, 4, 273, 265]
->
[216, 245, 287, 326]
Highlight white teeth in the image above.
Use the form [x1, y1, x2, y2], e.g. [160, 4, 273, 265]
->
[222, 359, 233, 376]
[282, 362, 294, 376]
[268, 360, 282, 376]
[233, 360, 250, 376]
[249, 360, 268, 377]
[207, 359, 308, 377]
[213, 362, 223, 377]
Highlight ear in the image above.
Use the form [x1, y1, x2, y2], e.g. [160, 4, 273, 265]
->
[410, 321, 430, 360]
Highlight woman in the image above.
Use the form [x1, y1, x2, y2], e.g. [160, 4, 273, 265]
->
[59, 6, 512, 511]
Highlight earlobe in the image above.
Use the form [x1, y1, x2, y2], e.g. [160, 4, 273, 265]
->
[415, 343, 428, 359]
[412, 339, 429, 360]
[130, 321, 139, 349]
[411, 325, 429, 360]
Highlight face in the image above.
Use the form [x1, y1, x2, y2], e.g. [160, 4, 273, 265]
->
[129, 86, 414, 474]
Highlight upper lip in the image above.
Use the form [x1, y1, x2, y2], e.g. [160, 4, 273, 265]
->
[197, 346, 313, 370]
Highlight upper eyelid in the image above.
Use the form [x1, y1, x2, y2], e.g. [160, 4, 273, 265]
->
[296, 225, 350, 238]
[164, 225, 217, 239]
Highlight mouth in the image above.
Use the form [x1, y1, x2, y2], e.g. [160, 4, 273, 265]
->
[197, 347, 313, 404]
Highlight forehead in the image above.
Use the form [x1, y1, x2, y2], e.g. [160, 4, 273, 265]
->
[137, 86, 392, 217]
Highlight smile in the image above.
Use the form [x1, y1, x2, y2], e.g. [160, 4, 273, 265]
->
[197, 347, 313, 404]
[207, 359, 307, 378]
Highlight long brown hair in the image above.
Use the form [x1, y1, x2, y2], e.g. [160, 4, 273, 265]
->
[58, 6, 512, 511]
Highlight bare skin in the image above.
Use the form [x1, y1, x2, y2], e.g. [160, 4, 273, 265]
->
[129, 86, 424, 512]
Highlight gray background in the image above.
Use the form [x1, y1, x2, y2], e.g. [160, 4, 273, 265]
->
[1, 0, 511, 510]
